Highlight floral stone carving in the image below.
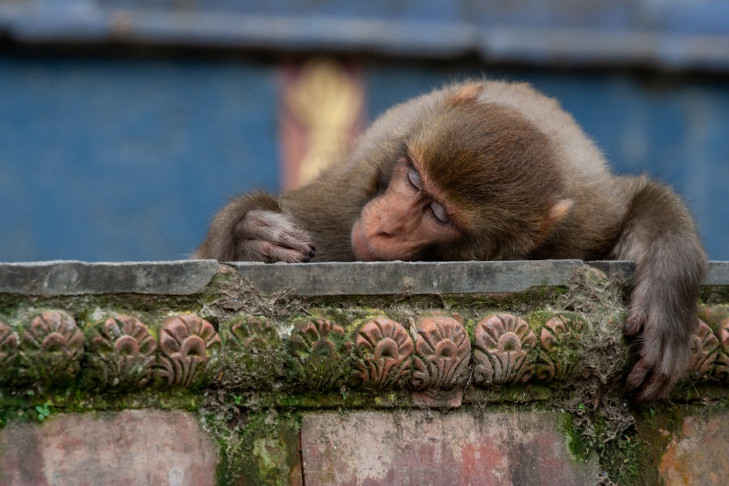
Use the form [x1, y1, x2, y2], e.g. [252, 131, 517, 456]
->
[86, 315, 157, 389]
[0, 321, 19, 384]
[353, 318, 413, 389]
[473, 313, 537, 386]
[219, 314, 283, 389]
[157, 315, 222, 387]
[535, 314, 585, 381]
[687, 319, 719, 381]
[410, 316, 470, 391]
[287, 317, 352, 391]
[19, 310, 85, 386]
[712, 317, 729, 382]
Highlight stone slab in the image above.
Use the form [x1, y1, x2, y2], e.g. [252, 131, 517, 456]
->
[0, 260, 219, 296]
[588, 260, 729, 286]
[659, 412, 729, 485]
[300, 409, 599, 486]
[233, 260, 729, 296]
[0, 260, 726, 297]
[0, 410, 218, 486]
[231, 260, 585, 296]
[704, 261, 729, 286]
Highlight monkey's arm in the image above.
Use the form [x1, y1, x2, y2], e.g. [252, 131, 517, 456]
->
[194, 192, 315, 263]
[612, 180, 706, 401]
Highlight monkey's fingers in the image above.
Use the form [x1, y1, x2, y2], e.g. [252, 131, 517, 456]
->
[627, 316, 692, 401]
[623, 307, 646, 336]
[245, 240, 313, 263]
[260, 224, 315, 257]
[627, 359, 673, 402]
[237, 210, 315, 258]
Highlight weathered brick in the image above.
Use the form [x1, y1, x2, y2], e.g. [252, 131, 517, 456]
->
[0, 410, 218, 486]
[300, 410, 598, 485]
[659, 412, 729, 485]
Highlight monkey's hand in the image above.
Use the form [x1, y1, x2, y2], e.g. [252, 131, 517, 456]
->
[623, 278, 699, 402]
[234, 209, 316, 263]
[195, 192, 315, 263]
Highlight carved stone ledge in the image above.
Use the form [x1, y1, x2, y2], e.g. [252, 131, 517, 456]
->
[0, 320, 18, 385]
[353, 317, 413, 389]
[714, 317, 729, 382]
[472, 313, 537, 387]
[411, 316, 470, 407]
[287, 317, 353, 391]
[536, 314, 586, 381]
[86, 315, 157, 390]
[19, 310, 85, 387]
[218, 314, 283, 389]
[689, 319, 719, 381]
[1, 302, 728, 399]
[157, 315, 222, 387]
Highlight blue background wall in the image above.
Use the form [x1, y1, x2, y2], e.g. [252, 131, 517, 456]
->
[1, 0, 728, 261]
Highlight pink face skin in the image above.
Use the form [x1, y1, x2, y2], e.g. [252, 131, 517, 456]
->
[351, 158, 461, 261]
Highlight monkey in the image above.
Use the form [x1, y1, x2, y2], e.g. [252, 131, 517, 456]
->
[195, 80, 706, 401]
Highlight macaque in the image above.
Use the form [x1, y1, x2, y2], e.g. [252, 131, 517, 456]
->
[196, 80, 706, 401]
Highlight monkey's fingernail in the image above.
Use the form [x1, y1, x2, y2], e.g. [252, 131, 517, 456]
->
[623, 317, 642, 335]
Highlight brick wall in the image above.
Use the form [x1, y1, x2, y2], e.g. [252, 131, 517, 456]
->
[1, 260, 728, 485]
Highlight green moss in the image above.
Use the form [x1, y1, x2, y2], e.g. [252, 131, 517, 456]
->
[307, 286, 567, 322]
[699, 304, 729, 327]
[562, 413, 590, 460]
[0, 385, 209, 431]
[700, 286, 729, 305]
[562, 409, 641, 485]
[203, 409, 302, 486]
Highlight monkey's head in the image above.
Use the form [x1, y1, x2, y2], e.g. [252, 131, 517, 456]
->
[351, 84, 573, 262]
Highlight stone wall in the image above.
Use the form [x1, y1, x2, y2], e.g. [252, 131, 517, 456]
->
[1, 260, 728, 485]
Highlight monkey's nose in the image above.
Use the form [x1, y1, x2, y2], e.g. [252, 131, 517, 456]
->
[374, 214, 404, 238]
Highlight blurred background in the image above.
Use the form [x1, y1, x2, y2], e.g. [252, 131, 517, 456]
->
[0, 0, 727, 262]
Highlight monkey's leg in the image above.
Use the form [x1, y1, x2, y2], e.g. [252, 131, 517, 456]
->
[612, 180, 706, 401]
[195, 192, 315, 263]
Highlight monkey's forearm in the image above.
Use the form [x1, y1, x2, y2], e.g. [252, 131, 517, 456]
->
[612, 181, 706, 400]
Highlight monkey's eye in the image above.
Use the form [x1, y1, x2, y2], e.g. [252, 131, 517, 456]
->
[408, 168, 423, 191]
[429, 201, 450, 224]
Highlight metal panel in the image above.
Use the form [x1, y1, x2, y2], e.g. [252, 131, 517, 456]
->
[2, 1, 729, 70]
[0, 57, 280, 261]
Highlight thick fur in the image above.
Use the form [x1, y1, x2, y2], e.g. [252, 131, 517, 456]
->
[196, 80, 706, 400]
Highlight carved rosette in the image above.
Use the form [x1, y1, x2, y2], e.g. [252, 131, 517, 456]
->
[353, 318, 413, 389]
[687, 319, 719, 381]
[86, 315, 157, 389]
[472, 314, 537, 386]
[0, 321, 19, 384]
[287, 317, 352, 391]
[19, 310, 85, 385]
[410, 316, 470, 391]
[157, 315, 222, 387]
[713, 318, 729, 382]
[535, 315, 585, 381]
[220, 315, 283, 388]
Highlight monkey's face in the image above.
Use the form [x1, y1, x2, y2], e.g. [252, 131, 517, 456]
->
[351, 157, 462, 261]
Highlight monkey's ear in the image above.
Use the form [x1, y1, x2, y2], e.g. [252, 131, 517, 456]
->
[546, 199, 574, 227]
[534, 199, 573, 250]
[447, 82, 484, 105]
[531, 199, 574, 252]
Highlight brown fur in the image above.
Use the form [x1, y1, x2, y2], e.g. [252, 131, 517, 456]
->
[195, 80, 706, 400]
